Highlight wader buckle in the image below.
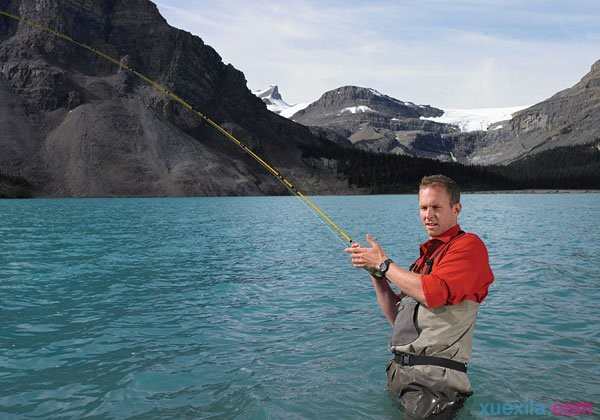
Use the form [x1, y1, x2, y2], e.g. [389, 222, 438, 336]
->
[398, 353, 411, 365]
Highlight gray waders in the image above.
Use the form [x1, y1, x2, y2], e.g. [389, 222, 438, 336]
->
[386, 232, 478, 419]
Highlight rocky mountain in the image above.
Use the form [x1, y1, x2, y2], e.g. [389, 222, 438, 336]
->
[0, 0, 353, 196]
[252, 84, 309, 118]
[467, 60, 600, 165]
[291, 85, 443, 125]
[289, 86, 461, 160]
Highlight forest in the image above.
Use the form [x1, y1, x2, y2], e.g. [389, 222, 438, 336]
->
[301, 140, 600, 193]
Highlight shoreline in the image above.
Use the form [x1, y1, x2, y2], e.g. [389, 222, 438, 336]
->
[466, 189, 600, 194]
[1, 189, 600, 200]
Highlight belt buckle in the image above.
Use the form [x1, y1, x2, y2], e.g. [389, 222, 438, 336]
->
[398, 353, 411, 365]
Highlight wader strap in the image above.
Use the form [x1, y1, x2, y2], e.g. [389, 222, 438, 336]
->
[410, 230, 465, 274]
[394, 352, 468, 373]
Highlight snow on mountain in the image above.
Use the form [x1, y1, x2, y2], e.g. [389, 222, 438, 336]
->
[280, 102, 310, 118]
[252, 85, 309, 117]
[421, 105, 529, 132]
[339, 105, 375, 114]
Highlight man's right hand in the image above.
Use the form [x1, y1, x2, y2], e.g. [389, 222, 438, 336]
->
[344, 241, 385, 278]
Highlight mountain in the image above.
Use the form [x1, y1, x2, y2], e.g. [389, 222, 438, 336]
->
[291, 85, 443, 125]
[0, 0, 353, 196]
[261, 84, 530, 163]
[252, 84, 309, 118]
[260, 83, 526, 134]
[468, 60, 600, 165]
[289, 86, 460, 160]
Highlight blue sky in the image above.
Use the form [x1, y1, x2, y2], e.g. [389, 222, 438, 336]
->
[155, 0, 600, 108]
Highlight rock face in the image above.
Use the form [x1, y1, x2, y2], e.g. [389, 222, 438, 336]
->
[469, 60, 600, 165]
[292, 85, 442, 127]
[0, 0, 352, 196]
[290, 86, 463, 161]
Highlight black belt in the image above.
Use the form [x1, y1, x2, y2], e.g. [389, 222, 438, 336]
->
[393, 352, 468, 373]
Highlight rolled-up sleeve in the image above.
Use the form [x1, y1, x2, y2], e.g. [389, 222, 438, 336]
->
[421, 234, 494, 309]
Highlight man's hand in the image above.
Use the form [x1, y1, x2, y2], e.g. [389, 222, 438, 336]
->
[344, 234, 388, 270]
[345, 235, 401, 323]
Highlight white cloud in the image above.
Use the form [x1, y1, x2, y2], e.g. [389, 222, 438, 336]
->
[155, 0, 600, 108]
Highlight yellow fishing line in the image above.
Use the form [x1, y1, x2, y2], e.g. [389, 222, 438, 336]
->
[0, 10, 354, 245]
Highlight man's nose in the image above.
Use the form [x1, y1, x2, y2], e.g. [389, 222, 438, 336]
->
[425, 207, 434, 218]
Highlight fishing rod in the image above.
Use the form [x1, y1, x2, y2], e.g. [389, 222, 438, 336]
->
[0, 10, 355, 246]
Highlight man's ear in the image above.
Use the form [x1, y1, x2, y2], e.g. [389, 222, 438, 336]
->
[453, 202, 462, 215]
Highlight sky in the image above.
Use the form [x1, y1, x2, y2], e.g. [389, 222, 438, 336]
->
[154, 0, 600, 109]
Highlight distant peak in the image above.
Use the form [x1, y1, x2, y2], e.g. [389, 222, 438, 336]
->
[253, 85, 282, 100]
[252, 84, 300, 115]
[328, 86, 382, 95]
[310, 85, 441, 117]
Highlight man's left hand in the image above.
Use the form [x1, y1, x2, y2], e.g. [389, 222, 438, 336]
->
[344, 234, 387, 269]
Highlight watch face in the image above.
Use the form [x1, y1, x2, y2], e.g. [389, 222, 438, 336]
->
[380, 259, 392, 273]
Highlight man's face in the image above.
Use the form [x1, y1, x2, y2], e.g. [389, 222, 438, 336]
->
[419, 185, 461, 237]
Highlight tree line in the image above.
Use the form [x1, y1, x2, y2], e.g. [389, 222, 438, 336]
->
[300, 140, 600, 192]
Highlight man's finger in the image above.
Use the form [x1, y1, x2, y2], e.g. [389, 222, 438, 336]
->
[366, 234, 382, 251]
[344, 246, 362, 253]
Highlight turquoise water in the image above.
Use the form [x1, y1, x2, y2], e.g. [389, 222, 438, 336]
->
[1, 195, 599, 419]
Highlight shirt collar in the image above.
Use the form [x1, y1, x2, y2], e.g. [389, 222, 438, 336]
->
[420, 224, 461, 255]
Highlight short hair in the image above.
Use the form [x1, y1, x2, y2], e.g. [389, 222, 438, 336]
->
[419, 175, 461, 205]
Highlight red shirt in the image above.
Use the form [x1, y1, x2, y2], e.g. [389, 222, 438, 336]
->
[417, 224, 494, 309]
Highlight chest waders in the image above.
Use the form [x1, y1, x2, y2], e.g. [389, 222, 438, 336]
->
[386, 230, 477, 419]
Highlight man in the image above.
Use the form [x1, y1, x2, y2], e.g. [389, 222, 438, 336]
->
[345, 175, 494, 419]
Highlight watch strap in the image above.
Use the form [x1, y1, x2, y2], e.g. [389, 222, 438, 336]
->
[366, 266, 384, 278]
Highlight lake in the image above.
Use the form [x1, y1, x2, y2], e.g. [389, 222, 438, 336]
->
[1, 194, 599, 419]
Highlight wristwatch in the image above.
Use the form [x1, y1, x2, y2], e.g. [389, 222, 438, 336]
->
[378, 258, 393, 277]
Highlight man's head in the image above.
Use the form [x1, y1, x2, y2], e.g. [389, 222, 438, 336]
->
[418, 175, 461, 237]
